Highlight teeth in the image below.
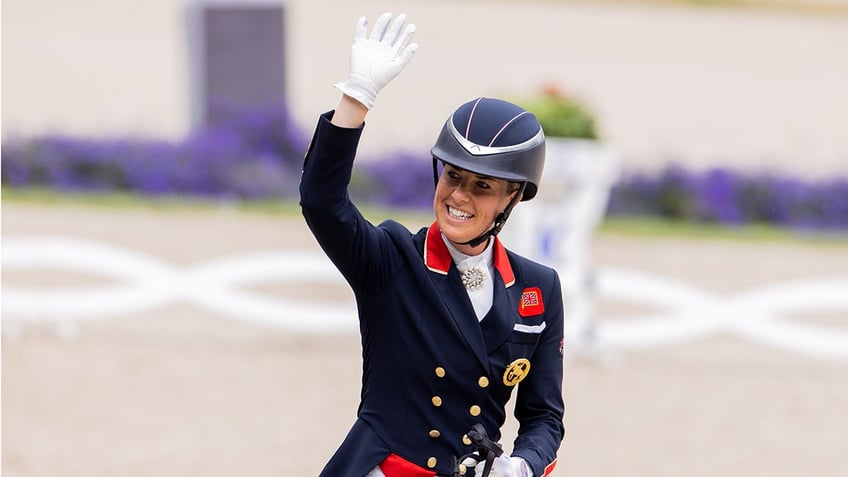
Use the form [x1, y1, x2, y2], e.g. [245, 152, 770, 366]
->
[449, 206, 472, 219]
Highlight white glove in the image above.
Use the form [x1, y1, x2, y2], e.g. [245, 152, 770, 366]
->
[474, 455, 533, 477]
[335, 12, 418, 109]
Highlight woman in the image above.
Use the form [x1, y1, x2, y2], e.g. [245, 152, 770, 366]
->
[299, 12, 565, 477]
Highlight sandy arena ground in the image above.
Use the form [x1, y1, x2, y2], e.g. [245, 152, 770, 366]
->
[2, 202, 847, 477]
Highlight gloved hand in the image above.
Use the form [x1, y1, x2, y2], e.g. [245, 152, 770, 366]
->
[474, 455, 533, 477]
[335, 12, 418, 109]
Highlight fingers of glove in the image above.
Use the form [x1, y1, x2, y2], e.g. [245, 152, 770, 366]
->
[510, 457, 532, 477]
[394, 42, 418, 67]
[369, 12, 393, 40]
[392, 23, 417, 57]
[403, 41, 419, 58]
[475, 455, 515, 477]
[353, 16, 367, 41]
[382, 13, 407, 46]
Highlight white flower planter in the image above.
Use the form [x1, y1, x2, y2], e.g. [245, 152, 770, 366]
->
[500, 137, 621, 350]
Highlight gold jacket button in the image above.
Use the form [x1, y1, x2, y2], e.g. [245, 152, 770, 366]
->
[462, 434, 472, 446]
[427, 457, 437, 468]
[435, 367, 446, 378]
[432, 396, 443, 407]
[478, 376, 489, 388]
[429, 429, 441, 438]
[459, 464, 468, 475]
[469, 405, 481, 416]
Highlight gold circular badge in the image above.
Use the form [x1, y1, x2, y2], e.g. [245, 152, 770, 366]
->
[503, 358, 531, 386]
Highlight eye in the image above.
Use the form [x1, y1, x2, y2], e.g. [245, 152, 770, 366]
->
[445, 170, 462, 183]
[476, 181, 491, 190]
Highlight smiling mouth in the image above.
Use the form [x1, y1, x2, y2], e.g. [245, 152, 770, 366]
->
[448, 206, 474, 220]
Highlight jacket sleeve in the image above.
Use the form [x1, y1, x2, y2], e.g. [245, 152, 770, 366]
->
[511, 270, 566, 476]
[299, 111, 396, 295]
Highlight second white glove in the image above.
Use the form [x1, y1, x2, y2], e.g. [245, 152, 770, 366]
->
[335, 12, 418, 109]
[474, 455, 533, 477]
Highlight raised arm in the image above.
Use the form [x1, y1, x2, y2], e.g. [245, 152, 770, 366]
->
[300, 13, 418, 292]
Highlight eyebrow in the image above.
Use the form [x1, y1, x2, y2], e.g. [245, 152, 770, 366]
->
[445, 165, 496, 182]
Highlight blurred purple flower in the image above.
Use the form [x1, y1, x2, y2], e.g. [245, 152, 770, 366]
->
[3, 109, 846, 233]
[694, 168, 743, 224]
[1, 103, 308, 200]
[607, 164, 848, 231]
[354, 151, 434, 209]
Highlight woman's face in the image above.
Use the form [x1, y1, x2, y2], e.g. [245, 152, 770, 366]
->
[433, 164, 518, 256]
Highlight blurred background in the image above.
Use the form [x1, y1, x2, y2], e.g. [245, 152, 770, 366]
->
[2, 0, 847, 476]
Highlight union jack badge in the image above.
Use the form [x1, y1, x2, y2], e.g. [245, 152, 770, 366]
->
[518, 287, 544, 317]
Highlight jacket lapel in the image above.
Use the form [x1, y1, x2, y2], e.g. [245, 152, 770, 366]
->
[492, 236, 515, 288]
[481, 262, 519, 353]
[424, 223, 489, 368]
[480, 237, 518, 352]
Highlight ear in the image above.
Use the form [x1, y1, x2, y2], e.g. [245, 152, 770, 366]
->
[507, 183, 522, 201]
[501, 190, 519, 213]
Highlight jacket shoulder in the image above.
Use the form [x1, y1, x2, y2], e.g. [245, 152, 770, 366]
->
[378, 219, 428, 251]
[507, 250, 559, 283]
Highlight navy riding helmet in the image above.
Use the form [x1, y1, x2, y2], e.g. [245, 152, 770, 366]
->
[431, 96, 546, 201]
[431, 97, 546, 246]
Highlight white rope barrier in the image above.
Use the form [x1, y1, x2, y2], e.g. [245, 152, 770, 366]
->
[3, 236, 847, 359]
[593, 267, 848, 359]
[2, 236, 356, 333]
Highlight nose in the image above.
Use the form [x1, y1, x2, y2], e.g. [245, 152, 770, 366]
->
[450, 182, 472, 201]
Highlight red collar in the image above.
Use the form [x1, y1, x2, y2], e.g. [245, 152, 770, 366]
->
[424, 222, 515, 287]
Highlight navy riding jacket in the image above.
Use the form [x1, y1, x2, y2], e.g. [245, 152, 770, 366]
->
[300, 111, 565, 477]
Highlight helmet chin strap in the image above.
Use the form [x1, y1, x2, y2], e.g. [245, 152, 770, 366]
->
[455, 182, 526, 249]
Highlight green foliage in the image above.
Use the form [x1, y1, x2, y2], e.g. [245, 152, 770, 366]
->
[518, 85, 599, 140]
